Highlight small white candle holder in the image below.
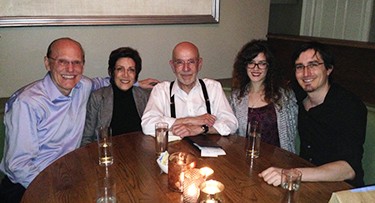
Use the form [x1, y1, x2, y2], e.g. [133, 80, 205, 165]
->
[199, 180, 224, 203]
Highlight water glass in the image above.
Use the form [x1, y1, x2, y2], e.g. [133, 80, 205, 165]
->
[97, 126, 114, 166]
[281, 168, 302, 191]
[246, 121, 261, 158]
[155, 122, 169, 156]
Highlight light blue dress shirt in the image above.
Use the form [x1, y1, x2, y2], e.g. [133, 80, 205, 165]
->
[0, 73, 107, 188]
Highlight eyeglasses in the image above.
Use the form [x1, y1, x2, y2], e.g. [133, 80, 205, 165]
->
[173, 59, 199, 67]
[246, 61, 268, 70]
[295, 62, 324, 72]
[49, 57, 84, 67]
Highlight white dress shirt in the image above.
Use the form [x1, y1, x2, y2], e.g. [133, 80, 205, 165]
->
[141, 78, 238, 136]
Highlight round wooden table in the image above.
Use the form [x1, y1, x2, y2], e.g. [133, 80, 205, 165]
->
[21, 132, 351, 202]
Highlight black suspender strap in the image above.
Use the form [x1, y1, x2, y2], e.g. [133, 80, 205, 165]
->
[170, 81, 176, 118]
[198, 79, 211, 114]
[169, 79, 211, 118]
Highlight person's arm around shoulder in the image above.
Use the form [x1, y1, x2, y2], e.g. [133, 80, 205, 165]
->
[90, 76, 110, 91]
[136, 78, 160, 89]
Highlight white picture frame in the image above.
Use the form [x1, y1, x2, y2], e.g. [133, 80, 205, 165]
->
[0, 0, 220, 27]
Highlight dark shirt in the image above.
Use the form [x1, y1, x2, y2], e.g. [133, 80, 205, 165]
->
[297, 83, 367, 187]
[110, 85, 142, 136]
[248, 103, 280, 147]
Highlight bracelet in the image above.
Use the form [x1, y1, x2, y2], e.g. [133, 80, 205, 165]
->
[201, 125, 209, 134]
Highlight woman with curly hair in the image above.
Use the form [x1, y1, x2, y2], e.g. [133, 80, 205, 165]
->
[230, 39, 298, 153]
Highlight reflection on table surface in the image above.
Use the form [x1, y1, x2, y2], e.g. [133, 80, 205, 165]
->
[21, 132, 352, 202]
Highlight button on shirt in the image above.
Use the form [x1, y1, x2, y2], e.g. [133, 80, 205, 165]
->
[141, 78, 238, 136]
[0, 73, 107, 188]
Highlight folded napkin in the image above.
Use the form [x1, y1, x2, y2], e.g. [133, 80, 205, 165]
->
[193, 143, 226, 157]
[186, 135, 226, 157]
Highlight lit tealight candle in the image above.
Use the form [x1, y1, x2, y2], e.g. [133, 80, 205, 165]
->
[200, 167, 214, 179]
[199, 180, 224, 202]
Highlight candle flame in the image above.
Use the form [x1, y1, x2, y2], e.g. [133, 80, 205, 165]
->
[200, 167, 214, 178]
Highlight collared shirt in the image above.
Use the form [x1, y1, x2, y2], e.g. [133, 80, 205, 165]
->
[141, 78, 238, 136]
[298, 83, 367, 187]
[0, 73, 107, 188]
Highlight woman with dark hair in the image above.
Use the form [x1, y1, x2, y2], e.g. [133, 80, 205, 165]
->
[230, 40, 298, 153]
[81, 47, 151, 145]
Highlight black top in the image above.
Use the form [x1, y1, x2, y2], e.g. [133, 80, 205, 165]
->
[110, 85, 142, 136]
[248, 103, 280, 147]
[297, 83, 367, 187]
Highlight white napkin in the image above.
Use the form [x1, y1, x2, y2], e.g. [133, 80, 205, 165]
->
[193, 143, 226, 157]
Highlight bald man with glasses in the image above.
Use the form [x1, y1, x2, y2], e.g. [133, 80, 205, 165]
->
[141, 41, 238, 138]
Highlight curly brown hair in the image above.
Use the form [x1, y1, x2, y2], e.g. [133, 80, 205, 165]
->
[232, 39, 285, 107]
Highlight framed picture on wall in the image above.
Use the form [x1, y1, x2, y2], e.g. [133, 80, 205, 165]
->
[0, 0, 220, 27]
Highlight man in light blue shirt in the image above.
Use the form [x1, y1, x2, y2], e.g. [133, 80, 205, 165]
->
[0, 38, 158, 202]
[0, 37, 94, 202]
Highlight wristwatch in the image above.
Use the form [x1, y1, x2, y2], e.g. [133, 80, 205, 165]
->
[201, 125, 209, 134]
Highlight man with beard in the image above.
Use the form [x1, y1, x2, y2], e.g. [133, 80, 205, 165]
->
[259, 42, 367, 187]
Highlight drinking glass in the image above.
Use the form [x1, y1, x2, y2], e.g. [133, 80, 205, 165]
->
[246, 121, 261, 158]
[281, 168, 302, 191]
[155, 122, 168, 156]
[97, 126, 114, 166]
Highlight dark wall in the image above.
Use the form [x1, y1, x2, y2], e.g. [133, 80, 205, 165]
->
[268, 1, 303, 36]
